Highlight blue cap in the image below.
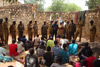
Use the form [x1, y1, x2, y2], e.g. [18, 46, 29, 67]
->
[60, 20, 63, 23]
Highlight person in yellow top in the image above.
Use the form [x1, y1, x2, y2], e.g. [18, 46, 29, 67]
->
[10, 21, 16, 41]
[27, 21, 33, 40]
[74, 17, 83, 42]
[90, 20, 96, 42]
[3, 18, 9, 45]
[33, 21, 38, 38]
[0, 19, 4, 45]
[65, 21, 70, 40]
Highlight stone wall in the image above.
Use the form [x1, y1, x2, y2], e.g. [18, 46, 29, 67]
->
[0, 4, 100, 41]
[0, 4, 38, 33]
[35, 10, 100, 41]
[83, 9, 100, 40]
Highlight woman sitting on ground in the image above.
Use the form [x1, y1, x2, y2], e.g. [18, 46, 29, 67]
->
[59, 44, 69, 64]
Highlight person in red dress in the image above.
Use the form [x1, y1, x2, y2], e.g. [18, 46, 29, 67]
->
[9, 39, 18, 56]
[85, 49, 96, 67]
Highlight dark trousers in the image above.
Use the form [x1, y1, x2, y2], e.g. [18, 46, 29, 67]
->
[69, 31, 75, 41]
[52, 31, 57, 40]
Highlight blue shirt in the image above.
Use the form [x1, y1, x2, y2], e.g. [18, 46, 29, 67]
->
[52, 46, 61, 56]
[68, 43, 78, 55]
[52, 24, 58, 32]
[21, 38, 27, 43]
[59, 49, 69, 64]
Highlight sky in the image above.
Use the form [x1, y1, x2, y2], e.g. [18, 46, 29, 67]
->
[18, 0, 88, 10]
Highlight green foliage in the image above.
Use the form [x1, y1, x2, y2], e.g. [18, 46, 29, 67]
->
[25, 0, 45, 11]
[46, 0, 82, 12]
[86, 0, 100, 9]
[65, 3, 82, 12]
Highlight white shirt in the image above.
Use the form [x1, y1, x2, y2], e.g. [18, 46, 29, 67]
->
[15, 41, 24, 51]
[34, 37, 40, 46]
[60, 39, 69, 49]
[0, 47, 7, 56]
[37, 48, 45, 56]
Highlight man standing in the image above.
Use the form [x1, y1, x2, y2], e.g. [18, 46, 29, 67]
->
[27, 21, 33, 40]
[17, 21, 24, 39]
[90, 20, 96, 42]
[65, 21, 70, 39]
[41, 21, 48, 39]
[52, 21, 58, 39]
[69, 20, 76, 41]
[3, 18, 9, 45]
[74, 17, 83, 42]
[57, 21, 64, 38]
[0, 19, 4, 45]
[33, 21, 38, 38]
[10, 21, 16, 41]
[48, 21, 53, 37]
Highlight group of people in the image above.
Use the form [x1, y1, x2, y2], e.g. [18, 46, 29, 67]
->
[0, 17, 98, 67]
[1, 34, 99, 67]
[40, 17, 96, 42]
[0, 16, 96, 46]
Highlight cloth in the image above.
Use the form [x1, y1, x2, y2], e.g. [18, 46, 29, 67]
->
[60, 39, 69, 49]
[51, 63, 66, 67]
[57, 24, 64, 37]
[75, 62, 81, 67]
[47, 40, 54, 49]
[34, 37, 40, 46]
[37, 48, 45, 56]
[9, 44, 18, 56]
[15, 41, 24, 52]
[52, 46, 61, 56]
[21, 38, 27, 44]
[23, 42, 32, 51]
[25, 54, 39, 67]
[38, 40, 46, 46]
[68, 43, 78, 55]
[52, 24, 58, 32]
[0, 56, 13, 62]
[85, 56, 96, 67]
[78, 11, 86, 26]
[56, 38, 61, 45]
[43, 52, 54, 66]
[0, 47, 7, 56]
[59, 49, 69, 64]
[79, 47, 91, 60]
[74, 11, 80, 24]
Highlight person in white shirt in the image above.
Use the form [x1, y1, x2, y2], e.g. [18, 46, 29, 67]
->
[33, 35, 40, 46]
[0, 47, 7, 56]
[15, 38, 24, 52]
[60, 36, 69, 49]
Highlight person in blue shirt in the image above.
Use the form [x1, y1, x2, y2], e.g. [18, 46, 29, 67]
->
[52, 40, 61, 60]
[52, 21, 58, 39]
[21, 35, 27, 44]
[59, 44, 69, 64]
[68, 40, 78, 55]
